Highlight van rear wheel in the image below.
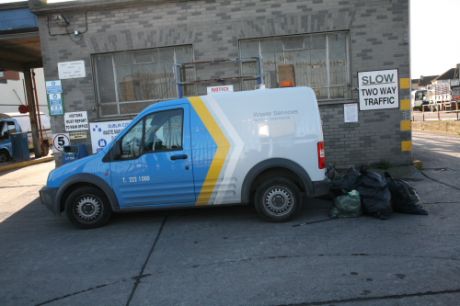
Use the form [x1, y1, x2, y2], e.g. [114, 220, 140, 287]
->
[254, 177, 302, 222]
[65, 186, 112, 229]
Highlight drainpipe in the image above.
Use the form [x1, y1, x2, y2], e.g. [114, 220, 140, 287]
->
[31, 69, 44, 141]
[23, 69, 42, 158]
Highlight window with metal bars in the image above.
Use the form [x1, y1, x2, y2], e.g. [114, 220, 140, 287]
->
[92, 45, 193, 118]
[239, 31, 351, 100]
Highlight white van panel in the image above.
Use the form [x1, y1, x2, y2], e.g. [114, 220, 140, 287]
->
[201, 87, 325, 204]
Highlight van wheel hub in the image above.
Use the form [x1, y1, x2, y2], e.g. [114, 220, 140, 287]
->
[75, 196, 102, 221]
[264, 187, 294, 215]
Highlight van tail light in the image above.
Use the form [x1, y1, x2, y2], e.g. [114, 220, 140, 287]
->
[317, 141, 326, 169]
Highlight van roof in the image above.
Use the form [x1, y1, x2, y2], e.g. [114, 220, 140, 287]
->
[139, 87, 315, 116]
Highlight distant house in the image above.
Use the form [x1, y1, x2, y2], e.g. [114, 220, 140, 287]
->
[435, 66, 460, 82]
[411, 75, 438, 90]
[428, 65, 460, 103]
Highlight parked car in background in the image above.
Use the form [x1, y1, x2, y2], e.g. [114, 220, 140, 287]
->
[0, 112, 52, 162]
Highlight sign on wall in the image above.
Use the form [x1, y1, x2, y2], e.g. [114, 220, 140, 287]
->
[48, 93, 64, 116]
[52, 133, 70, 152]
[358, 69, 399, 110]
[207, 85, 234, 95]
[90, 120, 131, 153]
[45, 80, 63, 94]
[69, 131, 88, 140]
[64, 111, 88, 131]
[58, 60, 86, 79]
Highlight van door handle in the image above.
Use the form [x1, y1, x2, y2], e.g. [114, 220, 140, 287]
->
[170, 154, 188, 160]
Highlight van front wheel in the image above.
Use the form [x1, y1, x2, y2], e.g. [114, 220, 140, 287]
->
[0, 150, 10, 162]
[254, 178, 302, 222]
[65, 186, 112, 229]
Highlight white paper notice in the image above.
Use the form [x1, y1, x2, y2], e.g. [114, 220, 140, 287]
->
[58, 60, 86, 79]
[344, 103, 359, 123]
[64, 111, 89, 131]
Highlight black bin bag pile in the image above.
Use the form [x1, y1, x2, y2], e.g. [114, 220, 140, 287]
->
[327, 167, 428, 219]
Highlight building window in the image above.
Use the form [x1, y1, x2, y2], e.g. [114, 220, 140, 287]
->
[239, 32, 350, 100]
[93, 45, 193, 117]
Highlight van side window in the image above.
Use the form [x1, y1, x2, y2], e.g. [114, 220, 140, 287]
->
[7, 122, 17, 133]
[144, 109, 183, 153]
[0, 122, 6, 139]
[120, 119, 144, 159]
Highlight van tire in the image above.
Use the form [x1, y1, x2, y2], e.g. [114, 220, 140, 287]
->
[65, 186, 112, 229]
[0, 150, 10, 162]
[254, 177, 302, 222]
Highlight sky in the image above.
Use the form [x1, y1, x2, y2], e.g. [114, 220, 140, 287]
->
[1, 0, 459, 78]
[410, 0, 460, 77]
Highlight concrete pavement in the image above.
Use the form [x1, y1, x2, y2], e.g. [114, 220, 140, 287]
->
[0, 155, 54, 173]
[0, 131, 459, 305]
[412, 110, 460, 121]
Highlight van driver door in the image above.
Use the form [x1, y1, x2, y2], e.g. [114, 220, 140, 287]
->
[109, 105, 195, 208]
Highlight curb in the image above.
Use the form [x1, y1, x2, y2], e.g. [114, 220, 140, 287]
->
[0, 156, 54, 173]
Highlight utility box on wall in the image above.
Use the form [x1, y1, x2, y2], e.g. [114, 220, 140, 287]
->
[278, 64, 296, 87]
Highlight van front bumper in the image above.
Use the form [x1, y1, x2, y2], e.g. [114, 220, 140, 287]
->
[39, 187, 60, 215]
[312, 179, 331, 197]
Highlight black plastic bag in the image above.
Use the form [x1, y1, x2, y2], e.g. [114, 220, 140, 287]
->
[357, 170, 392, 220]
[385, 173, 428, 215]
[330, 167, 361, 193]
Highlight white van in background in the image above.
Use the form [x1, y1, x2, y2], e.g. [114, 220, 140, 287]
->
[411, 89, 429, 110]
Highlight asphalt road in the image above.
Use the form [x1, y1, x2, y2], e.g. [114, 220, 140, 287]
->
[0, 132, 459, 306]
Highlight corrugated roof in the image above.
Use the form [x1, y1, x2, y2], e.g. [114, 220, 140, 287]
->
[435, 68, 460, 81]
[419, 75, 438, 86]
[412, 75, 438, 87]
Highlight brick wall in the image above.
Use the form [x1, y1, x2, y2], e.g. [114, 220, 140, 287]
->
[36, 0, 411, 167]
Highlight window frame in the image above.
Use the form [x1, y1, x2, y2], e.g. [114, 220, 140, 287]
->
[143, 108, 184, 154]
[118, 117, 145, 161]
[105, 108, 185, 162]
[238, 31, 351, 101]
[91, 45, 194, 118]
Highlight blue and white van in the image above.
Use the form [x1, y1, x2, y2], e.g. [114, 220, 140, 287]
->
[40, 87, 329, 228]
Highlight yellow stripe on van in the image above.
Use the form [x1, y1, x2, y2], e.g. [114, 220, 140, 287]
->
[189, 96, 230, 206]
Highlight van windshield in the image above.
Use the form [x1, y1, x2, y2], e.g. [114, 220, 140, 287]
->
[0, 121, 17, 139]
[415, 90, 426, 100]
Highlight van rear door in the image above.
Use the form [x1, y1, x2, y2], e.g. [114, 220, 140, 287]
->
[109, 105, 196, 208]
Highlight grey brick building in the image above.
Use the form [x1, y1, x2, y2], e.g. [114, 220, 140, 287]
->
[31, 0, 411, 167]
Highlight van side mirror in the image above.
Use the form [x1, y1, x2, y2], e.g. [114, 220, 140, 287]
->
[103, 141, 121, 162]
